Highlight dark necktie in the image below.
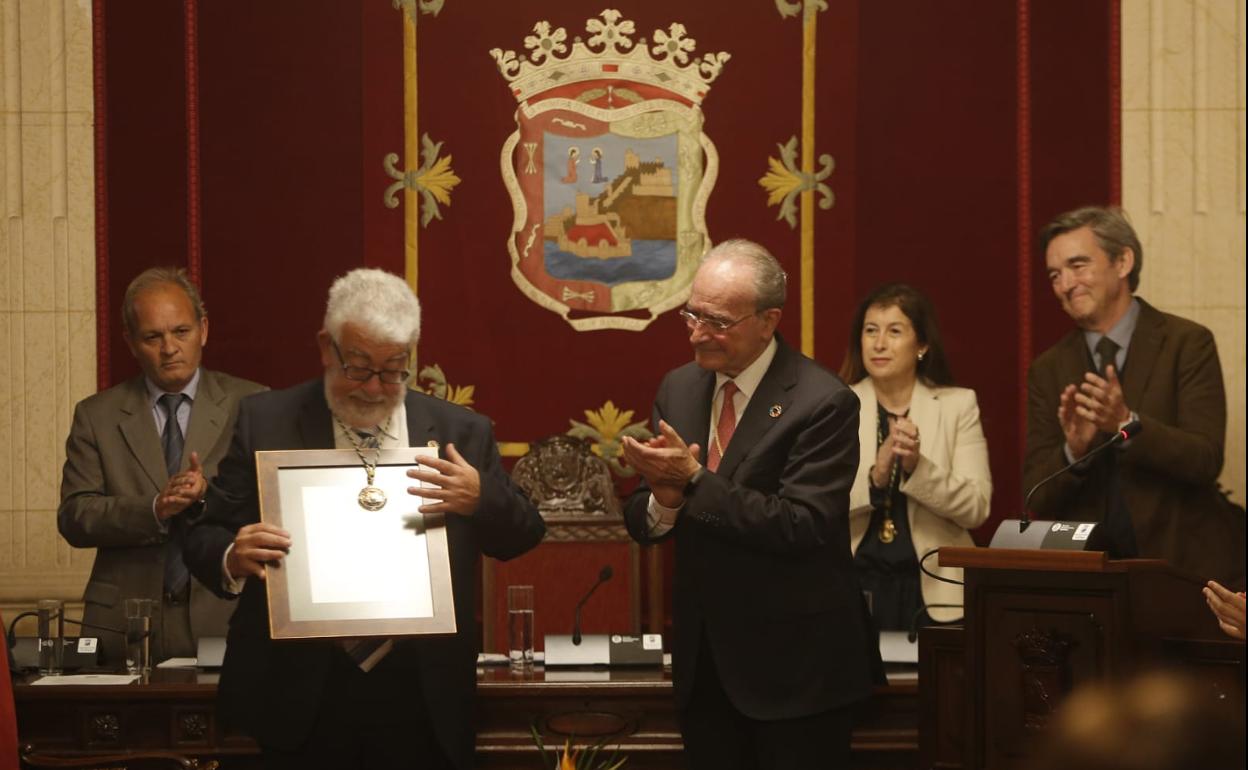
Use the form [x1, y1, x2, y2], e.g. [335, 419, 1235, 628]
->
[1091, 338, 1138, 558]
[159, 393, 187, 477]
[159, 393, 191, 598]
[1096, 336, 1120, 377]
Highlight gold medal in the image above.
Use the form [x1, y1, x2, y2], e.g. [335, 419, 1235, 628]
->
[879, 516, 897, 544]
[336, 416, 392, 512]
[358, 485, 388, 511]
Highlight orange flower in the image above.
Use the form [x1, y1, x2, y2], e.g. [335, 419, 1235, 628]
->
[559, 740, 579, 770]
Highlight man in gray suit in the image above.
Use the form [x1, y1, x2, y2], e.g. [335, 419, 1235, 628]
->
[58, 267, 265, 667]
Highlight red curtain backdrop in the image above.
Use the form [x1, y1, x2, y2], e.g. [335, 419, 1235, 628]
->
[93, 0, 1115, 640]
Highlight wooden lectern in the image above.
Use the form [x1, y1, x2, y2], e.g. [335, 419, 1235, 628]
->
[920, 547, 1245, 770]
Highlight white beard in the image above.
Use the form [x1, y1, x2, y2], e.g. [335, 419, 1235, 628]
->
[323, 374, 403, 430]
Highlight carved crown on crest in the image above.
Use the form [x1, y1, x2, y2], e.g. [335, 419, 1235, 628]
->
[489, 9, 730, 105]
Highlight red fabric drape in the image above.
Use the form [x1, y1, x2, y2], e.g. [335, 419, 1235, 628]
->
[0, 624, 19, 770]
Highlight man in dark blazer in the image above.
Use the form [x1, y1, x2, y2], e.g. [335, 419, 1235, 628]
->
[1026, 206, 1242, 585]
[184, 268, 545, 770]
[59, 267, 264, 666]
[621, 240, 876, 769]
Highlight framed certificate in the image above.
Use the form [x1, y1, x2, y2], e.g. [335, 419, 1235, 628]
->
[255, 448, 456, 640]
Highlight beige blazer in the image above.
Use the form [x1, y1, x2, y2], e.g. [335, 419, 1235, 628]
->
[58, 369, 265, 665]
[849, 379, 992, 622]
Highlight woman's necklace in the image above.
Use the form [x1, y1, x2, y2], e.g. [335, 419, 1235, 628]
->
[336, 416, 392, 511]
[877, 407, 908, 544]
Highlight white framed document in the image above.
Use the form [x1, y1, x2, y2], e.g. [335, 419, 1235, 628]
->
[255, 448, 456, 640]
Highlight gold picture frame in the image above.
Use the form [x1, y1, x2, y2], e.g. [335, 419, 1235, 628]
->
[256, 448, 456, 640]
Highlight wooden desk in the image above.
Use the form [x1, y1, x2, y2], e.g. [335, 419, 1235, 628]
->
[16, 667, 918, 769]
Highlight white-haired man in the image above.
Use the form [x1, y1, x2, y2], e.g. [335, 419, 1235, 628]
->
[185, 268, 545, 770]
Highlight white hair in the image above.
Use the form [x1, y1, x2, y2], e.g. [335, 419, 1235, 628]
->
[323, 268, 421, 347]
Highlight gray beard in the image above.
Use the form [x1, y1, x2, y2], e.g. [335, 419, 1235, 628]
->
[323, 374, 403, 430]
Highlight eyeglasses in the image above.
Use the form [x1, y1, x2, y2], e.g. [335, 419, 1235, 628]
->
[330, 339, 410, 384]
[679, 308, 757, 333]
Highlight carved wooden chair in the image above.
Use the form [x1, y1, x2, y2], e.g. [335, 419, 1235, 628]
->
[483, 435, 663, 651]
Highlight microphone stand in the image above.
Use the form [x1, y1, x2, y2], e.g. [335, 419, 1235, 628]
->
[1019, 420, 1142, 531]
[572, 566, 613, 646]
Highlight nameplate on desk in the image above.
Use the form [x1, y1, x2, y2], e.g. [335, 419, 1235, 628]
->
[988, 519, 1102, 550]
[11, 637, 100, 672]
[544, 633, 663, 667]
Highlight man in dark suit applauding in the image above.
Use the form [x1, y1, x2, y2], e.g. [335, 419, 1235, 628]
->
[59, 267, 264, 666]
[1026, 206, 1241, 584]
[184, 268, 545, 769]
[621, 239, 875, 769]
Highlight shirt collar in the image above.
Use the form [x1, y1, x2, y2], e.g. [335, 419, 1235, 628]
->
[145, 367, 201, 407]
[1083, 297, 1141, 355]
[715, 336, 778, 400]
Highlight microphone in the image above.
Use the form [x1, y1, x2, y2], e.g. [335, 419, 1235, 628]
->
[1020, 419, 1142, 530]
[544, 564, 662, 668]
[989, 420, 1141, 550]
[572, 565, 613, 646]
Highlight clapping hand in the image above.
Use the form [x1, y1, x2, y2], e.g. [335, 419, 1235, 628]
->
[156, 451, 206, 520]
[1075, 365, 1131, 434]
[621, 420, 702, 508]
[1204, 580, 1246, 640]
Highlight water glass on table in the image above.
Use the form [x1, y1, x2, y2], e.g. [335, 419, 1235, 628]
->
[36, 599, 64, 676]
[124, 598, 153, 676]
[507, 585, 534, 670]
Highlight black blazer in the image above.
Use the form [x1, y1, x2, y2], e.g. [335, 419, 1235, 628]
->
[624, 337, 876, 720]
[184, 379, 545, 767]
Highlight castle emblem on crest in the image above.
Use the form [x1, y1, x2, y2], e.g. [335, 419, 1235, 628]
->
[492, 10, 729, 331]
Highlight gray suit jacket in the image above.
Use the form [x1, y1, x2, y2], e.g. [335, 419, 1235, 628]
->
[58, 368, 266, 665]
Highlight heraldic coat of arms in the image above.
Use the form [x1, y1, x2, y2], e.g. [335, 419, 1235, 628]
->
[492, 10, 729, 331]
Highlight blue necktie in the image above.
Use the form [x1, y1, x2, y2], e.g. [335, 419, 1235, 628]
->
[159, 393, 190, 598]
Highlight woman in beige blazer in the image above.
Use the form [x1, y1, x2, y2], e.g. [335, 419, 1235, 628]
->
[840, 284, 991, 628]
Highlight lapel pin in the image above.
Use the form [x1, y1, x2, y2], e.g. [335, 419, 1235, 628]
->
[427, 439, 440, 449]
[769, 404, 783, 418]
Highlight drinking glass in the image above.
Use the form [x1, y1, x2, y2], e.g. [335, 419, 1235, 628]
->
[124, 598, 153, 676]
[36, 599, 64, 676]
[507, 585, 534, 670]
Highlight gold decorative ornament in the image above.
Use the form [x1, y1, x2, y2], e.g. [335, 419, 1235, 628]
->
[769, 404, 783, 418]
[336, 417, 393, 512]
[879, 516, 897, 544]
[566, 400, 653, 477]
[358, 484, 388, 512]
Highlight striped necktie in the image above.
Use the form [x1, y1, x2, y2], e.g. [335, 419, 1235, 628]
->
[707, 381, 739, 472]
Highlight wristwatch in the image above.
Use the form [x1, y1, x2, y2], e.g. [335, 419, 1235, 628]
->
[684, 467, 705, 497]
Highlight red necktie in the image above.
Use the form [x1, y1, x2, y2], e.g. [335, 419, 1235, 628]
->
[708, 381, 739, 472]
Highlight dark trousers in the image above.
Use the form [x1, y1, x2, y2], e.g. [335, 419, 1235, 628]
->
[681, 637, 855, 770]
[261, 648, 453, 770]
